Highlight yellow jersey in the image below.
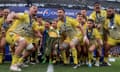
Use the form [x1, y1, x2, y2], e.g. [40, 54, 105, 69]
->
[7, 13, 39, 37]
[89, 10, 107, 24]
[104, 14, 120, 40]
[38, 21, 45, 33]
[86, 28, 101, 40]
[0, 17, 4, 28]
[104, 14, 120, 29]
[57, 16, 79, 42]
[0, 17, 4, 31]
[6, 13, 39, 44]
[76, 21, 87, 39]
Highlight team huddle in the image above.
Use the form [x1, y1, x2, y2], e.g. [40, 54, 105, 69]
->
[0, 2, 120, 72]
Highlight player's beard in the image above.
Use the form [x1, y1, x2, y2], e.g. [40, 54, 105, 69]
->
[32, 13, 36, 17]
[30, 10, 37, 17]
[95, 7, 101, 13]
[107, 13, 114, 19]
[58, 15, 64, 21]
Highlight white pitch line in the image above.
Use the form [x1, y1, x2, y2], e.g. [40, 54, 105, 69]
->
[47, 64, 54, 72]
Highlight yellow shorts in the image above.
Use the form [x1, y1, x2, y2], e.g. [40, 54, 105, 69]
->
[0, 34, 1, 38]
[64, 37, 71, 43]
[62, 35, 83, 46]
[0, 31, 2, 38]
[24, 36, 33, 44]
[88, 40, 98, 47]
[6, 32, 20, 45]
[75, 33, 84, 45]
[6, 32, 33, 45]
[33, 38, 40, 45]
[107, 37, 120, 46]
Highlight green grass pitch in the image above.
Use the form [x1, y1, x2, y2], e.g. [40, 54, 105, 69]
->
[0, 57, 120, 72]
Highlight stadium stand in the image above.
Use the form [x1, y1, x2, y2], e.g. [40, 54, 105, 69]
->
[0, 0, 120, 9]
